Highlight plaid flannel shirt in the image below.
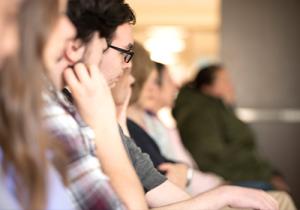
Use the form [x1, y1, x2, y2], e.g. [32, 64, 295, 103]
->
[43, 91, 126, 210]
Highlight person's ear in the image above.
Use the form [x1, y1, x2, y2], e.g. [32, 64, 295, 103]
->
[201, 84, 215, 96]
[64, 39, 85, 65]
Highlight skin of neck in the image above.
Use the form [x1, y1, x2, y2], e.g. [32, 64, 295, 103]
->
[127, 103, 147, 128]
[147, 101, 162, 114]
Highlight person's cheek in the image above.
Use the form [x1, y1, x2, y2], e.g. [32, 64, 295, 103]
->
[2, 26, 18, 60]
[129, 75, 135, 86]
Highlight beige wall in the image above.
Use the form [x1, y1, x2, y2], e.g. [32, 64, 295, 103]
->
[221, 0, 300, 205]
[127, 0, 221, 83]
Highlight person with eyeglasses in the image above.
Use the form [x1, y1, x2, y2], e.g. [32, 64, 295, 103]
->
[107, 43, 135, 64]
[62, 0, 296, 209]
[43, 0, 148, 209]
[42, 0, 293, 209]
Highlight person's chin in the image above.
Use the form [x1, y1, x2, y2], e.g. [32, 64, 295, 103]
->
[0, 56, 9, 70]
[109, 82, 116, 88]
[109, 78, 121, 88]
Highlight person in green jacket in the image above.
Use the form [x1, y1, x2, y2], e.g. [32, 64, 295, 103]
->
[173, 64, 289, 191]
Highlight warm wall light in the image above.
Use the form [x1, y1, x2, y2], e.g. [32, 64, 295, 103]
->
[144, 27, 186, 64]
[149, 52, 176, 65]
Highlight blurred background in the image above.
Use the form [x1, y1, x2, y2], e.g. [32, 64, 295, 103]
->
[127, 0, 300, 205]
[128, 0, 220, 84]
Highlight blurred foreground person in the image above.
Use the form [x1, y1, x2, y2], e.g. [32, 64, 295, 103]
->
[0, 0, 75, 209]
[0, 0, 23, 208]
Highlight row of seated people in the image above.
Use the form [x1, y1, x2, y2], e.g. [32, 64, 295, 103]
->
[127, 42, 296, 207]
[129, 57, 289, 192]
[0, 0, 297, 209]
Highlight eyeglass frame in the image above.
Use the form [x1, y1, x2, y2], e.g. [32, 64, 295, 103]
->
[107, 44, 134, 63]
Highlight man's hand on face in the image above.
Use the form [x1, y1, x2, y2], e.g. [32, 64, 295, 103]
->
[63, 63, 117, 128]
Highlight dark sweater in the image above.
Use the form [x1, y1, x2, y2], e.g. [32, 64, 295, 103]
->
[127, 118, 175, 170]
[173, 86, 274, 182]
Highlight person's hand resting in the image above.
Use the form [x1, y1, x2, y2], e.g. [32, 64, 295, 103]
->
[220, 185, 279, 210]
[158, 163, 189, 189]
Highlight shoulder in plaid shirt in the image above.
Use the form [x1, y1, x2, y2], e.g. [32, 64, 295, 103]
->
[43, 91, 126, 210]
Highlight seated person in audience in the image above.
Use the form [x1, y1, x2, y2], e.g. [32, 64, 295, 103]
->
[43, 0, 147, 209]
[0, 0, 75, 209]
[42, 0, 294, 209]
[67, 6, 233, 208]
[65, 2, 229, 209]
[0, 0, 293, 209]
[173, 64, 290, 192]
[113, 41, 295, 210]
[127, 47, 224, 195]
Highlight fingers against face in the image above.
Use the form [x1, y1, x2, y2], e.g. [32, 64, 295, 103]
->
[64, 63, 106, 91]
[64, 67, 80, 93]
[88, 64, 107, 86]
[73, 63, 91, 83]
[63, 63, 94, 97]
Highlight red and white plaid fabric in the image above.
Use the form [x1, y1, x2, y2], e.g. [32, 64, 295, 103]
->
[43, 91, 126, 210]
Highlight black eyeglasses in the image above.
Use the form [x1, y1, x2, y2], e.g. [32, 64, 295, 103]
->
[107, 44, 134, 63]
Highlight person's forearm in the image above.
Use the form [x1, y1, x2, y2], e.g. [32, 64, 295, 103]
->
[146, 180, 191, 208]
[152, 187, 226, 210]
[93, 119, 148, 210]
[152, 185, 279, 210]
[146, 181, 227, 210]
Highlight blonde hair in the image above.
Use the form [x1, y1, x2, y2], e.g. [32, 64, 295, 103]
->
[130, 41, 154, 104]
[0, 0, 67, 209]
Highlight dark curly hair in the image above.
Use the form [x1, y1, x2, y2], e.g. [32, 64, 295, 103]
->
[67, 0, 136, 44]
[191, 64, 223, 89]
